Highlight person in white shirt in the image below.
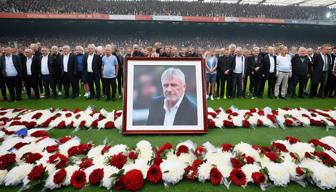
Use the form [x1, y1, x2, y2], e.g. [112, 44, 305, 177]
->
[230, 47, 246, 98]
[23, 49, 40, 99]
[274, 45, 292, 99]
[84, 44, 102, 100]
[40, 47, 57, 98]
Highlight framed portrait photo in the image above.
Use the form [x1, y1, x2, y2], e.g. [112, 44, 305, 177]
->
[122, 57, 208, 134]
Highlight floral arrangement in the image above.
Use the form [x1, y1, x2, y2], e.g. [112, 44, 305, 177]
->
[0, 127, 335, 191]
[0, 106, 335, 131]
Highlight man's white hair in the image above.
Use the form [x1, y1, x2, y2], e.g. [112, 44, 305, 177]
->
[161, 67, 186, 85]
[63, 45, 70, 50]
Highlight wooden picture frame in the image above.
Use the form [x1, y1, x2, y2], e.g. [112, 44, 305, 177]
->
[122, 57, 208, 134]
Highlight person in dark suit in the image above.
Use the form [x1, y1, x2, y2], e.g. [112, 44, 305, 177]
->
[325, 48, 336, 97]
[245, 47, 263, 98]
[0, 48, 7, 101]
[290, 47, 311, 98]
[22, 48, 40, 99]
[132, 44, 144, 57]
[310, 44, 332, 98]
[0, 47, 22, 101]
[230, 47, 247, 98]
[30, 43, 43, 95]
[113, 47, 124, 98]
[217, 48, 232, 99]
[60, 45, 77, 98]
[147, 67, 197, 125]
[84, 44, 102, 100]
[39, 47, 56, 98]
[259, 46, 276, 98]
[51, 46, 62, 96]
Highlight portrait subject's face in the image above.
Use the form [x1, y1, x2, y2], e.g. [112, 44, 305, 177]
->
[162, 75, 186, 104]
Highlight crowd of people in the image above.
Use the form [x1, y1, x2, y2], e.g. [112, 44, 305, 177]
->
[0, 0, 333, 20]
[0, 41, 335, 103]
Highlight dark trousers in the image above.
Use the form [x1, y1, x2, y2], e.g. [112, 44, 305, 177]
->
[25, 75, 40, 99]
[103, 78, 116, 100]
[325, 73, 336, 97]
[5, 76, 21, 101]
[310, 71, 328, 97]
[0, 76, 6, 100]
[291, 74, 306, 97]
[37, 76, 43, 94]
[74, 71, 85, 97]
[231, 73, 242, 98]
[62, 72, 76, 97]
[55, 74, 63, 93]
[117, 67, 123, 96]
[42, 74, 56, 97]
[87, 72, 101, 98]
[216, 73, 221, 97]
[218, 74, 231, 98]
[258, 73, 276, 98]
[244, 73, 258, 97]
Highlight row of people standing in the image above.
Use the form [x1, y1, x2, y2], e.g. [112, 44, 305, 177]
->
[205, 44, 336, 100]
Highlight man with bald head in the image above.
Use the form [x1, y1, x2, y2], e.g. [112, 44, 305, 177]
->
[22, 48, 40, 99]
[0, 47, 22, 101]
[290, 47, 311, 98]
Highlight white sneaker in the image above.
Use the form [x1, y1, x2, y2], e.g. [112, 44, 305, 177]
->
[210, 96, 214, 100]
[206, 95, 209, 100]
[84, 92, 90, 98]
[58, 91, 62, 96]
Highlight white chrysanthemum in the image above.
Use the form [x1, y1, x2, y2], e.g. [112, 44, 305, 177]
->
[202, 142, 218, 153]
[34, 137, 58, 149]
[266, 162, 290, 187]
[104, 144, 127, 156]
[177, 153, 196, 165]
[213, 118, 224, 128]
[123, 159, 149, 178]
[241, 164, 261, 182]
[217, 164, 232, 178]
[320, 136, 336, 150]
[233, 142, 260, 161]
[232, 116, 243, 127]
[290, 142, 314, 159]
[92, 155, 107, 167]
[114, 116, 122, 130]
[87, 145, 105, 158]
[272, 140, 291, 151]
[0, 170, 8, 185]
[4, 163, 34, 186]
[205, 151, 232, 166]
[102, 165, 119, 190]
[197, 162, 212, 182]
[282, 160, 299, 180]
[63, 165, 80, 185]
[136, 140, 153, 162]
[15, 143, 44, 162]
[160, 158, 185, 185]
[58, 137, 81, 156]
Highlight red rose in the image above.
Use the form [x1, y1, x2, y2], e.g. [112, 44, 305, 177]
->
[265, 152, 279, 162]
[56, 121, 66, 129]
[221, 143, 233, 152]
[313, 151, 335, 166]
[105, 121, 115, 129]
[77, 144, 93, 155]
[123, 169, 144, 191]
[153, 152, 163, 165]
[28, 164, 45, 181]
[272, 142, 288, 152]
[46, 145, 59, 153]
[250, 108, 257, 113]
[266, 114, 276, 123]
[231, 112, 239, 116]
[79, 158, 93, 169]
[210, 167, 223, 185]
[128, 151, 138, 160]
[223, 120, 234, 127]
[101, 145, 111, 154]
[68, 146, 78, 156]
[257, 119, 263, 126]
[158, 143, 173, 154]
[290, 152, 299, 161]
[296, 167, 304, 176]
[65, 113, 72, 118]
[147, 165, 162, 184]
[114, 176, 124, 190]
[242, 120, 250, 128]
[91, 119, 99, 128]
[48, 153, 68, 169]
[251, 172, 265, 186]
[109, 153, 127, 169]
[89, 168, 104, 185]
[192, 159, 204, 169]
[176, 145, 189, 156]
[231, 158, 243, 168]
[195, 146, 206, 157]
[208, 119, 216, 128]
[0, 153, 16, 170]
[208, 111, 217, 118]
[71, 170, 86, 189]
[30, 130, 49, 137]
[260, 146, 272, 153]
[285, 136, 300, 144]
[252, 145, 260, 151]
[79, 120, 86, 128]
[257, 110, 264, 116]
[13, 142, 29, 150]
[23, 152, 43, 164]
[309, 140, 332, 150]
[53, 168, 67, 184]
[58, 136, 72, 143]
[230, 168, 247, 186]
[245, 156, 254, 164]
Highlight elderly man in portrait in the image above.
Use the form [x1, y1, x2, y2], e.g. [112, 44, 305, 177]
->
[146, 67, 198, 126]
